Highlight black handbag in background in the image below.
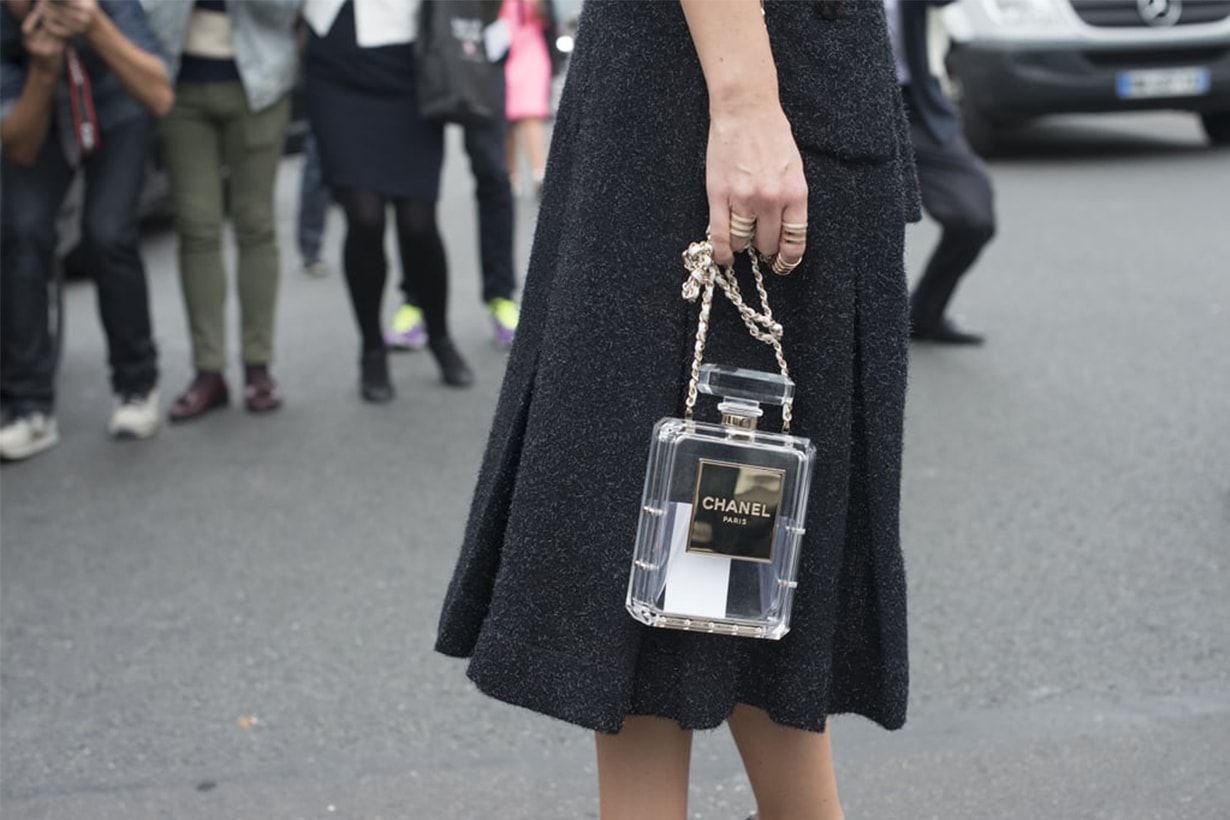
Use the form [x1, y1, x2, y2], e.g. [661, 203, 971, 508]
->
[415, 0, 504, 127]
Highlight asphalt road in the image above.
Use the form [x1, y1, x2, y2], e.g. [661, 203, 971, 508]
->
[3, 112, 1229, 820]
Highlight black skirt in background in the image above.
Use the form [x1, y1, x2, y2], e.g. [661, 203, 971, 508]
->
[305, 1, 444, 201]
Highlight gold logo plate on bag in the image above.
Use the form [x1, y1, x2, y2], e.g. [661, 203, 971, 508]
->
[686, 459, 784, 563]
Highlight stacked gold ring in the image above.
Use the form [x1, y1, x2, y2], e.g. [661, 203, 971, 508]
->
[780, 221, 808, 247]
[730, 211, 757, 241]
[771, 254, 802, 276]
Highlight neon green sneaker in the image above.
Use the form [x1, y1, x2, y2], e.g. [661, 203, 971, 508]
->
[488, 298, 519, 349]
[387, 303, 427, 351]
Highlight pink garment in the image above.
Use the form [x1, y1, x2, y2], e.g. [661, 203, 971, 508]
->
[501, 0, 552, 121]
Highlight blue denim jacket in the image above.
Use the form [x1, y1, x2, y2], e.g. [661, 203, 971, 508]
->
[143, 0, 301, 112]
[0, 0, 168, 129]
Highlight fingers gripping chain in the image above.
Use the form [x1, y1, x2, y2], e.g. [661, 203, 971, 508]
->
[680, 241, 794, 432]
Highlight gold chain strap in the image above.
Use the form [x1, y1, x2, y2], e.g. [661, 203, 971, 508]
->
[680, 241, 794, 432]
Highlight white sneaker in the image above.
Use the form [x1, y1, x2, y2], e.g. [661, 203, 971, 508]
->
[303, 259, 330, 278]
[109, 390, 160, 440]
[0, 411, 59, 461]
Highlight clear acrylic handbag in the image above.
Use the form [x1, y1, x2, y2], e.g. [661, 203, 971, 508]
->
[626, 241, 816, 640]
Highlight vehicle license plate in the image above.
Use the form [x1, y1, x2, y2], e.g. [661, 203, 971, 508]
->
[1116, 67, 1211, 99]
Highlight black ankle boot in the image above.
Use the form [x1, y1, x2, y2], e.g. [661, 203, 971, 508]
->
[359, 350, 395, 403]
[427, 337, 474, 387]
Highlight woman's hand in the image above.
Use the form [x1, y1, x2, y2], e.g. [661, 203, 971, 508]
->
[680, 0, 808, 271]
[705, 104, 807, 269]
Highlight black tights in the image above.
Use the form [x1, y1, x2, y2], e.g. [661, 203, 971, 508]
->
[334, 187, 449, 354]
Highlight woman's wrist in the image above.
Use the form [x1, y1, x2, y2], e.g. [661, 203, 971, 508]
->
[707, 90, 786, 133]
[709, 88, 781, 121]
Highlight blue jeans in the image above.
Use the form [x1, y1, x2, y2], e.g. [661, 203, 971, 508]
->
[1, 116, 159, 412]
[297, 131, 331, 265]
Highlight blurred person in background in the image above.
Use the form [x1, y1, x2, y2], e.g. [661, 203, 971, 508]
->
[886, 0, 996, 345]
[501, 0, 555, 199]
[294, 16, 331, 280]
[0, 0, 173, 462]
[296, 129, 332, 278]
[303, 0, 473, 403]
[145, 0, 300, 421]
[386, 126, 522, 351]
[387, 1, 521, 353]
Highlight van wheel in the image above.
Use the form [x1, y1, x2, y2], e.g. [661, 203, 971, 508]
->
[1200, 111, 1230, 145]
[961, 102, 999, 157]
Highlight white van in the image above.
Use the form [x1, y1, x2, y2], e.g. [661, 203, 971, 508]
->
[941, 0, 1230, 153]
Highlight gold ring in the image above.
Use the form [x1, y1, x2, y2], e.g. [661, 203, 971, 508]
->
[781, 225, 807, 245]
[730, 211, 757, 230]
[781, 221, 808, 231]
[731, 226, 756, 240]
[771, 254, 801, 276]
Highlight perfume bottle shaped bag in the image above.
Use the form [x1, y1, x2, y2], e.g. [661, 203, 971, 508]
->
[626, 241, 816, 640]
